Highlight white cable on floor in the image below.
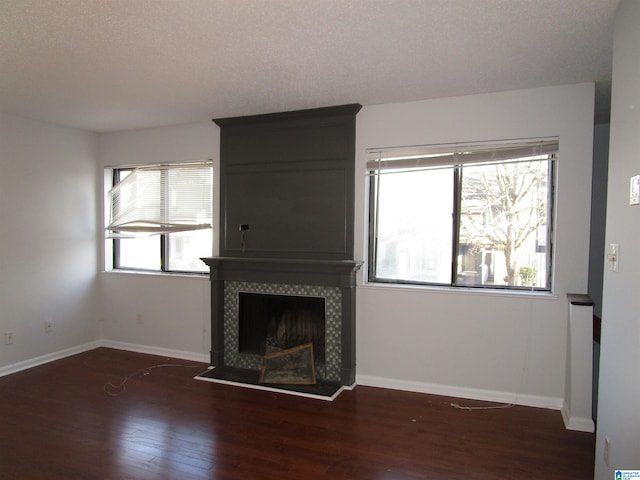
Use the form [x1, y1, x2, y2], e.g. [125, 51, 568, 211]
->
[103, 363, 203, 397]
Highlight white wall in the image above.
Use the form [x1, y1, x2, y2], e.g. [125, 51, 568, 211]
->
[98, 122, 219, 361]
[595, 0, 640, 476]
[0, 113, 99, 370]
[354, 84, 595, 407]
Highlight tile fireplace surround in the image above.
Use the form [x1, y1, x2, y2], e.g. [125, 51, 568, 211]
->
[201, 257, 362, 387]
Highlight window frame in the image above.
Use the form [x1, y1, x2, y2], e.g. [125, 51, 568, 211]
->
[367, 141, 556, 293]
[108, 164, 213, 276]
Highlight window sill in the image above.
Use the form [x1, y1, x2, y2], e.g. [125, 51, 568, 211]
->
[102, 269, 209, 280]
[361, 281, 557, 300]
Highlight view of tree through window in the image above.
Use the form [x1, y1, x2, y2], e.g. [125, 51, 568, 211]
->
[368, 140, 555, 291]
[459, 158, 550, 288]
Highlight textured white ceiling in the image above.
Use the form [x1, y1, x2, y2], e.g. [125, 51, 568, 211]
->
[0, 0, 617, 132]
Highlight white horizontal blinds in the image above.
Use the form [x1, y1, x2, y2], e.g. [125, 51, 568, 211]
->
[366, 139, 558, 172]
[107, 161, 213, 237]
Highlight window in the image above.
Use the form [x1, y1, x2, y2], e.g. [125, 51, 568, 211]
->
[368, 139, 556, 291]
[106, 162, 213, 274]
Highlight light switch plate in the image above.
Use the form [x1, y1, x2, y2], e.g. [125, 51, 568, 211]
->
[608, 244, 619, 272]
[630, 175, 640, 205]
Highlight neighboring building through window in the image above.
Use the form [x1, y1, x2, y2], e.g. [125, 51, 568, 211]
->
[106, 162, 213, 274]
[367, 139, 556, 291]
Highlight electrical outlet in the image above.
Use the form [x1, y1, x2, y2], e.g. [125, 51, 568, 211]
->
[45, 319, 54, 333]
[604, 436, 611, 468]
[4, 332, 14, 345]
[137, 313, 143, 325]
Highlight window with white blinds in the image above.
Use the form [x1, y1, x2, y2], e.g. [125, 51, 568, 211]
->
[106, 161, 213, 273]
[367, 138, 557, 291]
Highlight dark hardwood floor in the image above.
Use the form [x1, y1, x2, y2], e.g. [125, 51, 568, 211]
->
[0, 348, 594, 479]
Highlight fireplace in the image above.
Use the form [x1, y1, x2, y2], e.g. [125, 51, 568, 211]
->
[200, 257, 362, 387]
[199, 104, 362, 396]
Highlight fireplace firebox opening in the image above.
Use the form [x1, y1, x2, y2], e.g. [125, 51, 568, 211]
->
[239, 293, 326, 365]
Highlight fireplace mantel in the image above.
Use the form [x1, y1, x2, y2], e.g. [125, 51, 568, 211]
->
[201, 257, 362, 287]
[201, 257, 362, 386]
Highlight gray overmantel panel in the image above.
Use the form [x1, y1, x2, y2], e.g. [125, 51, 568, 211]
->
[214, 104, 361, 260]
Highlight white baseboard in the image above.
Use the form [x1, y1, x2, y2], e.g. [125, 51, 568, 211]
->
[561, 399, 596, 432]
[0, 340, 207, 378]
[0, 340, 101, 377]
[356, 374, 564, 411]
[99, 339, 210, 363]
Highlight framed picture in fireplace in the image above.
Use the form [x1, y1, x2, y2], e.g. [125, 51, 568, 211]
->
[259, 343, 316, 385]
